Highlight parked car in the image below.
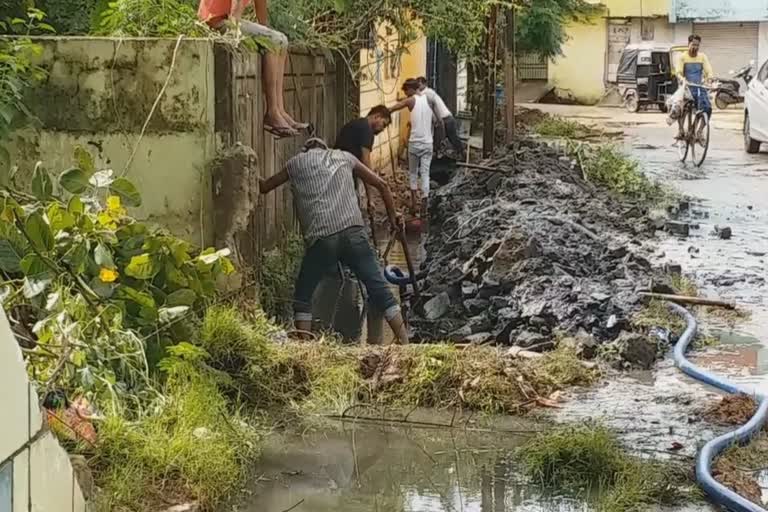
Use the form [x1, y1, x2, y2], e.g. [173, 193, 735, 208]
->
[743, 59, 768, 153]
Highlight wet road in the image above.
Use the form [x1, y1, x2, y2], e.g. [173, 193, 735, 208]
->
[527, 105, 767, 491]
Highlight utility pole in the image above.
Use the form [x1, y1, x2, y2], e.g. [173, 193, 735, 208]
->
[482, 4, 498, 157]
[503, 5, 515, 144]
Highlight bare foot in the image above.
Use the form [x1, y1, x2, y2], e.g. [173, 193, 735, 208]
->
[281, 110, 309, 130]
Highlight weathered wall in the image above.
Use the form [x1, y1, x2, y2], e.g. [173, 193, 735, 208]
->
[213, 48, 346, 268]
[670, 0, 768, 23]
[0, 307, 87, 512]
[357, 20, 427, 173]
[5, 37, 217, 247]
[605, 0, 669, 18]
[548, 16, 608, 104]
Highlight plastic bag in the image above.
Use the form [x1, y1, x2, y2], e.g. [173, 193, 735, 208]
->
[665, 86, 691, 125]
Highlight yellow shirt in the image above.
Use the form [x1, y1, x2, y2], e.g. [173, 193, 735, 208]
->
[676, 52, 713, 84]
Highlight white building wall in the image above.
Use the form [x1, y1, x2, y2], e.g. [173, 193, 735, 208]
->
[0, 307, 87, 512]
[759, 22, 768, 67]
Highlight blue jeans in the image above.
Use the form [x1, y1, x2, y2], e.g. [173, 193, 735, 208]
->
[690, 85, 712, 118]
[294, 226, 398, 320]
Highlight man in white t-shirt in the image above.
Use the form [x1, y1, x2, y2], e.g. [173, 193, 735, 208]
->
[417, 77, 465, 160]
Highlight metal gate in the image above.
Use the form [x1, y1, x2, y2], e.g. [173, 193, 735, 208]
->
[692, 22, 758, 78]
[517, 52, 548, 80]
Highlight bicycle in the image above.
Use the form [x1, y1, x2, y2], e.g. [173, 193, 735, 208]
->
[675, 83, 711, 167]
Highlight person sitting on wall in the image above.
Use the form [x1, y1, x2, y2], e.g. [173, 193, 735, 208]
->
[416, 77, 466, 160]
[259, 138, 409, 344]
[198, 0, 307, 138]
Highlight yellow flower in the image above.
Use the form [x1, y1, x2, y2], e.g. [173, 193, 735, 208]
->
[105, 195, 127, 218]
[99, 267, 119, 283]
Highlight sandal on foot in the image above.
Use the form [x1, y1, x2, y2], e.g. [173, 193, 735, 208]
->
[265, 125, 298, 138]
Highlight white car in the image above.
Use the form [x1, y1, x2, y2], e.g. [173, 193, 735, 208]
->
[744, 59, 768, 153]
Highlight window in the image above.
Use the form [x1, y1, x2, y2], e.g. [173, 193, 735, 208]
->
[0, 461, 12, 512]
[641, 20, 654, 41]
[758, 61, 768, 84]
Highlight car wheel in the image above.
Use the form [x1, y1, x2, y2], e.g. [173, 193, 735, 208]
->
[745, 113, 761, 154]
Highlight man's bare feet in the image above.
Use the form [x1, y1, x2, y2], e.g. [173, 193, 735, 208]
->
[281, 110, 309, 131]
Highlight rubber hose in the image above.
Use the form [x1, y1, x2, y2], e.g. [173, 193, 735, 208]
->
[669, 302, 768, 512]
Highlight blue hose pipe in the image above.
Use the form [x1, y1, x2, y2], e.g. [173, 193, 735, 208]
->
[669, 302, 768, 512]
[384, 265, 426, 286]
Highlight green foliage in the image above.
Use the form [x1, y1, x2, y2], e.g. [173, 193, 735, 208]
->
[37, 0, 100, 34]
[96, 0, 209, 36]
[92, 362, 260, 511]
[0, 9, 52, 150]
[575, 144, 666, 202]
[515, 0, 598, 58]
[0, 147, 235, 406]
[534, 116, 589, 138]
[520, 423, 692, 511]
[258, 232, 303, 321]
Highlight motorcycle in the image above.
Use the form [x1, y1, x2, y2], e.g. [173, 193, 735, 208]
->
[712, 61, 755, 109]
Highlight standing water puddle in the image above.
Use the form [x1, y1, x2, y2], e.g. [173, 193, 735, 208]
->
[233, 415, 708, 512]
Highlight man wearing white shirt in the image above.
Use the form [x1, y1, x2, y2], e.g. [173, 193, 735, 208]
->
[417, 77, 465, 160]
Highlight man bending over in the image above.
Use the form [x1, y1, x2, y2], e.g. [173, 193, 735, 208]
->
[259, 138, 409, 343]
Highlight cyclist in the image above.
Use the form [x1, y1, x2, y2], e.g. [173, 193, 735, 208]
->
[675, 34, 713, 140]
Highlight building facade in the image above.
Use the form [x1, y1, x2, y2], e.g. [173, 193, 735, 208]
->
[545, 0, 768, 104]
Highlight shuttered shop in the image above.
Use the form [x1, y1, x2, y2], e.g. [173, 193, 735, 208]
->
[692, 23, 758, 77]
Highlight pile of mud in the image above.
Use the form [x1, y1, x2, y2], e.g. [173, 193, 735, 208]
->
[411, 139, 666, 348]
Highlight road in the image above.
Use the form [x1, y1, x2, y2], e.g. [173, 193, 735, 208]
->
[518, 105, 768, 473]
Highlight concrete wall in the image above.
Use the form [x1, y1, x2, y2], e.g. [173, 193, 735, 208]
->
[4, 37, 217, 248]
[548, 15, 608, 104]
[759, 22, 768, 66]
[671, 0, 768, 23]
[0, 307, 86, 512]
[605, 0, 669, 17]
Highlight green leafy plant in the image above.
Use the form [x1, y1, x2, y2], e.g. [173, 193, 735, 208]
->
[0, 8, 53, 156]
[0, 147, 235, 406]
[96, 0, 209, 36]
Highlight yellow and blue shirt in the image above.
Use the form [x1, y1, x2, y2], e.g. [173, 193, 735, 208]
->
[676, 52, 713, 84]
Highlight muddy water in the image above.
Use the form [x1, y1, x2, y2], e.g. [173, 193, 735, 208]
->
[235, 415, 706, 512]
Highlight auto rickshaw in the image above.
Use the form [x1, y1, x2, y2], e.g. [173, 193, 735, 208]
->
[617, 42, 681, 113]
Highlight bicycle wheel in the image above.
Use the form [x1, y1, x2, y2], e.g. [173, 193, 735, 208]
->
[676, 109, 691, 162]
[690, 113, 710, 167]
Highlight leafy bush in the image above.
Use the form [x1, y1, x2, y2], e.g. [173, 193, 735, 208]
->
[0, 147, 235, 405]
[0, 9, 53, 148]
[95, 0, 209, 36]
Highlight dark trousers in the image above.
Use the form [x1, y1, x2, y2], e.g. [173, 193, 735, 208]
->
[294, 226, 397, 317]
[443, 115, 465, 156]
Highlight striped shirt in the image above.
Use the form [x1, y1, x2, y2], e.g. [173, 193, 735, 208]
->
[285, 148, 365, 247]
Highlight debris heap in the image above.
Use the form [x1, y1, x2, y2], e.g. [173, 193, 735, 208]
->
[412, 140, 664, 348]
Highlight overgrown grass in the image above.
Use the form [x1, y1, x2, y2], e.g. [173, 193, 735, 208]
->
[90, 360, 260, 511]
[578, 145, 667, 202]
[196, 308, 598, 416]
[534, 116, 590, 138]
[259, 232, 304, 321]
[520, 424, 694, 512]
